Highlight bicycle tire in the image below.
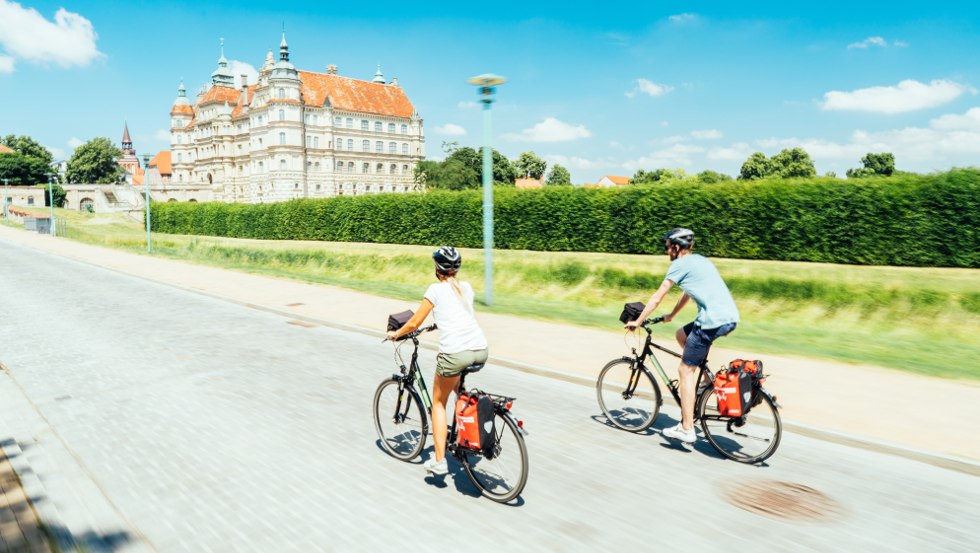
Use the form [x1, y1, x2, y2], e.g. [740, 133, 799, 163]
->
[596, 358, 661, 432]
[697, 387, 781, 464]
[373, 378, 428, 461]
[461, 412, 528, 503]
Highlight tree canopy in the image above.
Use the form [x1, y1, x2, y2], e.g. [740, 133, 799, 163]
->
[65, 137, 124, 184]
[546, 164, 572, 185]
[1, 135, 53, 165]
[414, 143, 517, 190]
[514, 151, 547, 179]
[0, 152, 51, 185]
[847, 152, 896, 178]
[739, 148, 815, 180]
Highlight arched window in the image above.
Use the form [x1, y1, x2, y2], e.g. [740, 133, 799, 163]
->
[279, 109, 285, 121]
[362, 162, 369, 173]
[389, 142, 396, 154]
[177, 153, 183, 162]
[335, 138, 342, 150]
[400, 124, 408, 134]
[314, 136, 319, 148]
[390, 163, 396, 174]
[337, 161, 344, 172]
[346, 118, 354, 128]
[375, 141, 383, 153]
[347, 161, 354, 173]
[362, 140, 370, 152]
[314, 162, 320, 172]
[401, 143, 408, 154]
[376, 162, 384, 173]
[279, 132, 285, 145]
[402, 164, 408, 174]
[374, 121, 382, 132]
[347, 139, 353, 150]
[388, 123, 395, 133]
[278, 88, 285, 99]
[334, 116, 342, 126]
[280, 159, 286, 171]
[361, 120, 369, 130]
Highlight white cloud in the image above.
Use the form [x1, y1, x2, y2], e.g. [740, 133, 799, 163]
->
[0, 2, 101, 71]
[503, 117, 591, 143]
[434, 123, 467, 136]
[458, 101, 479, 109]
[154, 129, 171, 141]
[622, 144, 705, 171]
[67, 137, 84, 149]
[626, 78, 673, 98]
[691, 129, 723, 140]
[707, 143, 752, 161]
[821, 79, 973, 114]
[47, 145, 65, 161]
[660, 121, 670, 128]
[227, 60, 258, 88]
[848, 36, 887, 49]
[661, 135, 688, 145]
[894, 40, 909, 48]
[543, 154, 601, 170]
[668, 13, 698, 24]
[930, 107, 980, 131]
[0, 54, 13, 73]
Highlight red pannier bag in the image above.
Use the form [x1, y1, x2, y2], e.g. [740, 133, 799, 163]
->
[455, 391, 495, 455]
[714, 359, 765, 416]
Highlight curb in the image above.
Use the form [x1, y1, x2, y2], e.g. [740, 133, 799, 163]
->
[7, 235, 980, 478]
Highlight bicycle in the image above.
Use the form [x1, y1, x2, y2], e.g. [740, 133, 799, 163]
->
[596, 316, 782, 464]
[373, 324, 529, 503]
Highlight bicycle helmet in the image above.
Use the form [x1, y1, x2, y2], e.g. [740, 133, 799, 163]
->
[433, 246, 462, 275]
[663, 227, 694, 248]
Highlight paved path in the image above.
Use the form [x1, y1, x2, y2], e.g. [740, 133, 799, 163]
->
[1, 234, 979, 551]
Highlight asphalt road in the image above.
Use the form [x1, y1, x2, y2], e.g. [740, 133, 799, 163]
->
[0, 238, 977, 552]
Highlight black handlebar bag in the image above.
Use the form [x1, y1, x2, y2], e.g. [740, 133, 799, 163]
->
[387, 310, 414, 331]
[619, 302, 646, 324]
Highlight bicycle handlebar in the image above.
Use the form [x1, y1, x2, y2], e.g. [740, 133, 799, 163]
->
[386, 323, 438, 343]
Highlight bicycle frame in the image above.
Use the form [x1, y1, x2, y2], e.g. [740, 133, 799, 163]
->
[627, 323, 715, 415]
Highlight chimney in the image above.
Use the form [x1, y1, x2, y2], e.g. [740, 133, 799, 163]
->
[240, 74, 248, 91]
[326, 64, 338, 75]
[391, 76, 399, 86]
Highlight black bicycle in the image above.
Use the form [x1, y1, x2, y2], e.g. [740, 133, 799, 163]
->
[373, 324, 529, 503]
[596, 316, 782, 464]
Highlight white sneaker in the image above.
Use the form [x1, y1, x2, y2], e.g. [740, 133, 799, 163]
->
[663, 423, 696, 445]
[423, 457, 448, 476]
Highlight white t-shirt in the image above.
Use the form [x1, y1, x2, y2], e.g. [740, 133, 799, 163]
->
[424, 280, 488, 354]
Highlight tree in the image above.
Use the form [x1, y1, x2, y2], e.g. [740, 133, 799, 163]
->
[632, 168, 680, 184]
[546, 164, 572, 185]
[413, 159, 479, 191]
[696, 170, 732, 184]
[770, 148, 816, 178]
[739, 152, 772, 180]
[66, 137, 123, 184]
[847, 152, 895, 178]
[514, 151, 547, 179]
[1, 135, 53, 165]
[0, 152, 51, 185]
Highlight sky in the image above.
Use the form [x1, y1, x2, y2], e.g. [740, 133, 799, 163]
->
[1, 0, 979, 183]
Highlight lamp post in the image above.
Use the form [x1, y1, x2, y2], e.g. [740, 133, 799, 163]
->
[467, 73, 507, 307]
[45, 173, 56, 236]
[143, 154, 151, 253]
[2, 178, 8, 224]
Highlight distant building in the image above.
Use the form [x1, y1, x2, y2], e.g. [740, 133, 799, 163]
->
[595, 175, 630, 187]
[168, 34, 425, 203]
[0, 144, 13, 154]
[515, 177, 544, 189]
[117, 123, 143, 184]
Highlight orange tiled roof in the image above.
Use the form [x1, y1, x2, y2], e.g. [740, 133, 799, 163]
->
[602, 175, 630, 185]
[515, 178, 543, 189]
[231, 85, 257, 118]
[0, 144, 14, 154]
[298, 71, 414, 118]
[132, 167, 145, 185]
[171, 104, 194, 116]
[150, 150, 172, 175]
[199, 85, 242, 106]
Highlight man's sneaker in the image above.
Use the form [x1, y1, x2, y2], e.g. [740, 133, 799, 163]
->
[423, 457, 448, 476]
[663, 423, 697, 445]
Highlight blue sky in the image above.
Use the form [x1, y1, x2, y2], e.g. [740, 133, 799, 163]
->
[1, 1, 979, 182]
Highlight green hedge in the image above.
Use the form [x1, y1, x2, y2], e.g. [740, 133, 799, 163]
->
[151, 169, 980, 267]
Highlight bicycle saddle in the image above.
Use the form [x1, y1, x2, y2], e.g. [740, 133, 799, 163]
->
[461, 363, 485, 374]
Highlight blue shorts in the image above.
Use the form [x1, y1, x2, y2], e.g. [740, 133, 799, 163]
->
[681, 322, 736, 367]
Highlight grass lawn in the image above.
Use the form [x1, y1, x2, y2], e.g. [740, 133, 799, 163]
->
[10, 207, 980, 380]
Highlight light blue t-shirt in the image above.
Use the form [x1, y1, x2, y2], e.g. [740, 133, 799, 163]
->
[664, 254, 739, 329]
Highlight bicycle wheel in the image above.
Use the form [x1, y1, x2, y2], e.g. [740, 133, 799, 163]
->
[697, 387, 781, 464]
[373, 378, 428, 461]
[461, 412, 528, 504]
[596, 359, 661, 432]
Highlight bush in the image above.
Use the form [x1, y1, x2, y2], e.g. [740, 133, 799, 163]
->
[151, 170, 980, 267]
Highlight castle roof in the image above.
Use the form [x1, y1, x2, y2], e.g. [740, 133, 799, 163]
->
[149, 150, 172, 175]
[298, 71, 413, 118]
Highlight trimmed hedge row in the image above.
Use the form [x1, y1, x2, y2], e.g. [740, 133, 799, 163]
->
[151, 169, 980, 267]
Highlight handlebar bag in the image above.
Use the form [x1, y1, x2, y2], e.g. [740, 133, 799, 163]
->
[387, 310, 414, 331]
[619, 302, 646, 324]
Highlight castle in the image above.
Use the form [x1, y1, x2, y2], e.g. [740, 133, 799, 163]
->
[169, 35, 425, 203]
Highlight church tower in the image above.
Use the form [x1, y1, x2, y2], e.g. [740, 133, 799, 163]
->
[118, 123, 140, 178]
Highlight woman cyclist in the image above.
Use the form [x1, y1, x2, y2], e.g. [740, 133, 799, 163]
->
[386, 246, 489, 475]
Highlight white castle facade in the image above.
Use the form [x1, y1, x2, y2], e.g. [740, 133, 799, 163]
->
[169, 35, 425, 203]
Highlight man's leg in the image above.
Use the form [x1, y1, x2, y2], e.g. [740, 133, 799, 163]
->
[677, 361, 698, 431]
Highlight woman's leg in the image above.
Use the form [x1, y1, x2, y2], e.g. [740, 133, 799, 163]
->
[431, 372, 461, 462]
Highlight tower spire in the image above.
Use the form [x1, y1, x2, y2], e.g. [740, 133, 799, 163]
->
[279, 31, 289, 62]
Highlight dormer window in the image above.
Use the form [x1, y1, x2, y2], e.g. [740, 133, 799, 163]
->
[278, 88, 285, 99]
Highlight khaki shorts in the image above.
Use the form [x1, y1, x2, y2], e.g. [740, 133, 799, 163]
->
[436, 348, 489, 377]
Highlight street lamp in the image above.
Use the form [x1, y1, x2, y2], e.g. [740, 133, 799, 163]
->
[467, 73, 507, 307]
[143, 153, 152, 253]
[45, 173, 56, 237]
[2, 178, 8, 224]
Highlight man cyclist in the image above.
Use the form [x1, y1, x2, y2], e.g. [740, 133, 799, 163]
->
[626, 228, 739, 445]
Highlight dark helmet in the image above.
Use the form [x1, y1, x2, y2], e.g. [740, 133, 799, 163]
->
[433, 246, 462, 275]
[663, 227, 695, 248]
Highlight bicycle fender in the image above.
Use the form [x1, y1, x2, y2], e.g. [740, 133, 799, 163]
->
[503, 411, 529, 437]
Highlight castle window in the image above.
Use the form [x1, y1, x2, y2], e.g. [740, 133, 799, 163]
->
[376, 163, 384, 173]
[279, 109, 285, 121]
[346, 118, 353, 128]
[389, 142, 396, 154]
[361, 119, 369, 131]
[334, 116, 342, 126]
[313, 115, 318, 125]
[258, 115, 263, 125]
[390, 163, 397, 174]
[335, 138, 342, 150]
[401, 124, 408, 134]
[337, 161, 344, 171]
[314, 162, 320, 172]
[362, 140, 370, 152]
[278, 88, 285, 99]
[280, 159, 287, 171]
[362, 162, 369, 173]
[306, 136, 311, 147]
[374, 121, 382, 132]
[347, 139, 353, 150]
[403, 164, 408, 174]
[347, 162, 354, 173]
[375, 141, 383, 153]
[388, 123, 395, 133]
[401, 143, 408, 154]
[177, 153, 183, 162]
[279, 132, 286, 145]
[314, 136, 319, 148]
